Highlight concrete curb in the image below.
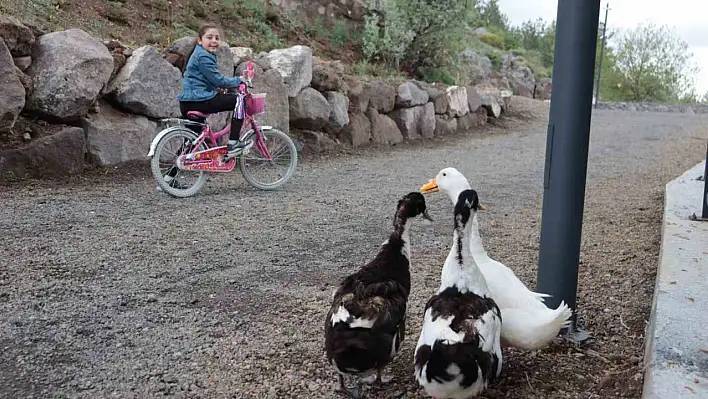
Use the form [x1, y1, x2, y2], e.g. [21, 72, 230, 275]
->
[643, 160, 708, 398]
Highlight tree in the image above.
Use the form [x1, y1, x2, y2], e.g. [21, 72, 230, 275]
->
[475, 0, 508, 32]
[610, 23, 698, 102]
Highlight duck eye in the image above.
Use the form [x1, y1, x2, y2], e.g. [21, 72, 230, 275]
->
[442, 173, 446, 176]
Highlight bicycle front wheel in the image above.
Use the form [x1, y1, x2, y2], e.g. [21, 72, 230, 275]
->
[239, 128, 298, 190]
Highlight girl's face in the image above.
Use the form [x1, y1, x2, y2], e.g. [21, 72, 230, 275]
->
[198, 28, 221, 53]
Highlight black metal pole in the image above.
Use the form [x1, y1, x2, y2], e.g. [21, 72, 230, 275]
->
[536, 0, 601, 342]
[702, 140, 708, 219]
[594, 3, 609, 108]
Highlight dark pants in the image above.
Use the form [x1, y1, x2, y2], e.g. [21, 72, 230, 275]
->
[179, 93, 244, 141]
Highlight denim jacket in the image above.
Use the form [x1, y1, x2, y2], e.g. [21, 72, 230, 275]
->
[177, 44, 242, 102]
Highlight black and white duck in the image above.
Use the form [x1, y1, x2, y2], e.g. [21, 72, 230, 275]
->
[324, 192, 432, 398]
[414, 189, 502, 399]
[420, 167, 572, 350]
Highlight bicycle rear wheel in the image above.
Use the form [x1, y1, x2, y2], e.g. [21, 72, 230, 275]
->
[151, 128, 208, 198]
[239, 128, 298, 190]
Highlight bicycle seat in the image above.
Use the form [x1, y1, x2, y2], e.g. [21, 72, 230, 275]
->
[186, 110, 210, 120]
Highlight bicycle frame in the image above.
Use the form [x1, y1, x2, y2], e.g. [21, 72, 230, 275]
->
[188, 110, 273, 162]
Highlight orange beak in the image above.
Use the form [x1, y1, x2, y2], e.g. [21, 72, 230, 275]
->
[420, 179, 439, 194]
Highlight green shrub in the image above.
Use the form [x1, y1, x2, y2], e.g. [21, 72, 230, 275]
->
[478, 32, 505, 49]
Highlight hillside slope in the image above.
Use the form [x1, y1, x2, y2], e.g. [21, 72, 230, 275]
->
[0, 0, 364, 63]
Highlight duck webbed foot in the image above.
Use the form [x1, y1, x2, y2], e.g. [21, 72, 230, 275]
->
[361, 367, 394, 386]
[336, 374, 364, 399]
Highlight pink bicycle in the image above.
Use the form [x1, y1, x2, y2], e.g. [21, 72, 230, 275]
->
[148, 61, 298, 198]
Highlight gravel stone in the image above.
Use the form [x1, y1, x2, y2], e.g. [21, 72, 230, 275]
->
[1, 97, 707, 398]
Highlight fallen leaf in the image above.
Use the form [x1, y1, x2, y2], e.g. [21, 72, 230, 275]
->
[699, 348, 708, 354]
[689, 298, 695, 302]
[685, 385, 695, 393]
[670, 281, 677, 285]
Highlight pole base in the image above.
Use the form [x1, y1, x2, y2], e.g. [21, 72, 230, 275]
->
[689, 213, 708, 222]
[559, 322, 591, 345]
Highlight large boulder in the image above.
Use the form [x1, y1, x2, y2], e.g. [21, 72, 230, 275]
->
[343, 75, 369, 113]
[164, 37, 233, 76]
[230, 46, 253, 69]
[80, 102, 158, 166]
[457, 108, 488, 132]
[298, 130, 338, 154]
[426, 86, 449, 114]
[106, 45, 182, 119]
[391, 103, 435, 140]
[0, 16, 35, 56]
[535, 77, 552, 100]
[0, 127, 85, 179]
[367, 108, 403, 145]
[366, 80, 396, 113]
[252, 68, 290, 134]
[264, 45, 313, 97]
[25, 29, 113, 122]
[13, 56, 31, 71]
[311, 58, 345, 92]
[289, 87, 330, 130]
[395, 81, 428, 108]
[466, 85, 483, 113]
[340, 112, 371, 147]
[0, 40, 25, 133]
[476, 87, 502, 118]
[507, 65, 536, 98]
[445, 86, 469, 117]
[458, 50, 493, 85]
[434, 115, 457, 136]
[325, 91, 349, 128]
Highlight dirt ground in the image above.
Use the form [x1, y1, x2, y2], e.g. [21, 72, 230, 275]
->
[1, 97, 707, 398]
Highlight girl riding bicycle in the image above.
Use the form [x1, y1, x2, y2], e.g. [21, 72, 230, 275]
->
[178, 23, 248, 157]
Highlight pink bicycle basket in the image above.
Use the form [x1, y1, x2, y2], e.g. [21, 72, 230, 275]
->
[247, 93, 267, 116]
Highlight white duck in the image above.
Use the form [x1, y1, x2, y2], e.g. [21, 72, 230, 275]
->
[414, 188, 502, 399]
[420, 167, 573, 350]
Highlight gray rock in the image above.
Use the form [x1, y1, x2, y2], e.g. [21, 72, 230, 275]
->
[343, 75, 369, 113]
[445, 86, 469, 117]
[391, 103, 435, 139]
[426, 86, 449, 114]
[395, 80, 429, 108]
[311, 59, 345, 93]
[367, 108, 402, 145]
[12, 55, 31, 71]
[324, 91, 349, 128]
[252, 68, 290, 134]
[298, 130, 338, 154]
[534, 77, 552, 100]
[434, 115, 457, 136]
[0, 40, 25, 132]
[106, 45, 182, 119]
[340, 112, 370, 147]
[0, 127, 85, 179]
[26, 29, 113, 122]
[457, 108, 488, 132]
[265, 45, 313, 97]
[80, 101, 158, 166]
[230, 46, 253, 67]
[466, 86, 483, 113]
[365, 80, 396, 113]
[0, 16, 35, 56]
[289, 87, 330, 130]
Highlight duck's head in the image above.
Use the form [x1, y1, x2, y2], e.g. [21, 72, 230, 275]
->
[453, 189, 482, 228]
[420, 167, 487, 210]
[396, 192, 434, 221]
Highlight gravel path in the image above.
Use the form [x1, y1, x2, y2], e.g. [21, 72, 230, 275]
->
[2, 97, 707, 399]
